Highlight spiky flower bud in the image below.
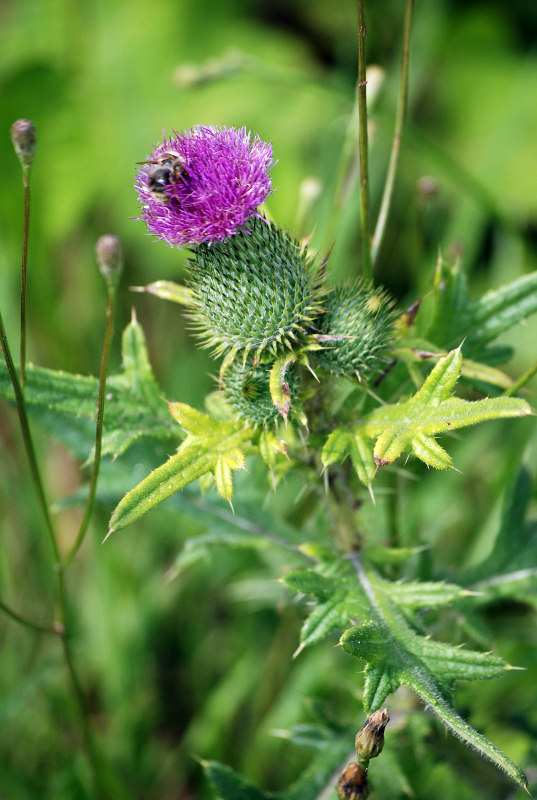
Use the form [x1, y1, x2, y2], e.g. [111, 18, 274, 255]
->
[135, 125, 273, 246]
[223, 357, 300, 426]
[95, 235, 123, 287]
[336, 762, 370, 800]
[10, 119, 37, 170]
[188, 216, 324, 362]
[355, 708, 389, 763]
[314, 281, 395, 379]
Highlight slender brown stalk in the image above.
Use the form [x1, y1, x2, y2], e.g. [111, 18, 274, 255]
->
[20, 174, 31, 388]
[0, 306, 60, 567]
[357, 0, 372, 282]
[63, 284, 117, 567]
[371, 0, 414, 266]
[0, 598, 59, 635]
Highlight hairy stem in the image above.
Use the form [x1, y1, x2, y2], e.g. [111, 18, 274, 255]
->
[371, 0, 414, 266]
[64, 284, 117, 567]
[357, 0, 372, 282]
[19, 170, 31, 389]
[0, 306, 60, 567]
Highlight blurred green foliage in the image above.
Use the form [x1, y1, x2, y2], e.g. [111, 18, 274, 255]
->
[1, 0, 537, 798]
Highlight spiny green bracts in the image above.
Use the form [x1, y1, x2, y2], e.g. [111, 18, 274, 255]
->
[187, 216, 324, 362]
[223, 358, 301, 427]
[314, 281, 395, 379]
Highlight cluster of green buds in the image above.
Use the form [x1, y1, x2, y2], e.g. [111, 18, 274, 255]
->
[136, 126, 396, 428]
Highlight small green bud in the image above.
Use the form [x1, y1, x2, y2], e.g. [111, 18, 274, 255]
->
[223, 358, 301, 427]
[10, 118, 37, 170]
[336, 762, 370, 800]
[314, 281, 395, 380]
[95, 234, 123, 286]
[355, 708, 389, 763]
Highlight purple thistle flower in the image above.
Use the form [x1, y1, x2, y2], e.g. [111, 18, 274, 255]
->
[135, 125, 274, 247]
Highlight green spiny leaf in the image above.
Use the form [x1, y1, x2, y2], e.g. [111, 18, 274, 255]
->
[363, 348, 531, 469]
[0, 316, 181, 461]
[285, 552, 527, 789]
[420, 259, 537, 362]
[322, 428, 376, 487]
[108, 410, 254, 534]
[339, 555, 527, 790]
[462, 467, 537, 606]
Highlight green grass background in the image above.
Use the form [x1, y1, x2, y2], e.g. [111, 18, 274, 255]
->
[1, 0, 537, 797]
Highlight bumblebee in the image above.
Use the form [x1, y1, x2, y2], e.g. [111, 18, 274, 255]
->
[139, 152, 187, 204]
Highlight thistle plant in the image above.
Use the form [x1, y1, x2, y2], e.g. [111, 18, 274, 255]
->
[2, 5, 537, 800]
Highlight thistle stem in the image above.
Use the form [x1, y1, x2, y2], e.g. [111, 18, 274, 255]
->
[357, 0, 373, 282]
[0, 597, 59, 635]
[1, 303, 118, 798]
[371, 0, 414, 266]
[0, 306, 60, 567]
[64, 284, 117, 567]
[19, 170, 31, 389]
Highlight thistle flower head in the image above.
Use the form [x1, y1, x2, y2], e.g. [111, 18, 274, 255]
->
[135, 125, 273, 247]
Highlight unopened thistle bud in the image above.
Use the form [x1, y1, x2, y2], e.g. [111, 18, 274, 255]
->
[336, 762, 370, 800]
[355, 708, 389, 764]
[95, 235, 123, 287]
[10, 119, 37, 171]
[223, 357, 301, 427]
[314, 281, 395, 380]
[189, 216, 324, 362]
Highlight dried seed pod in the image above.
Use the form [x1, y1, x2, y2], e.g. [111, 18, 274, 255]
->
[336, 762, 370, 800]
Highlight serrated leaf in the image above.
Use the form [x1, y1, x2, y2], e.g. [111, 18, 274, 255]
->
[420, 259, 537, 362]
[387, 580, 469, 610]
[204, 723, 353, 800]
[365, 545, 425, 565]
[0, 316, 180, 461]
[339, 555, 527, 790]
[108, 411, 254, 534]
[283, 566, 369, 649]
[322, 427, 376, 487]
[204, 761, 271, 800]
[363, 348, 531, 469]
[258, 429, 287, 469]
[462, 467, 537, 606]
[395, 343, 515, 389]
[285, 553, 527, 789]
